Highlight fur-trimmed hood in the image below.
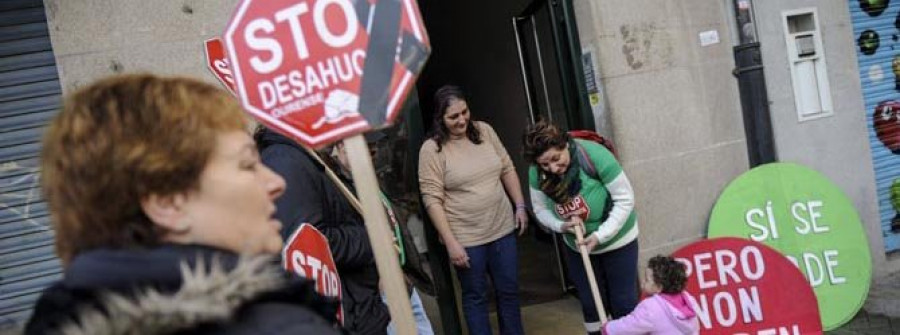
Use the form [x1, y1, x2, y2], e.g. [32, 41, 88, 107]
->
[25, 244, 341, 335]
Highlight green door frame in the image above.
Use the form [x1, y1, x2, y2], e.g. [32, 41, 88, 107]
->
[516, 0, 594, 131]
[512, 0, 594, 296]
[547, 0, 595, 131]
[407, 1, 593, 334]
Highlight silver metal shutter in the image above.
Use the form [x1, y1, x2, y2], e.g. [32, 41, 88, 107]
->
[849, 0, 900, 252]
[0, 0, 64, 330]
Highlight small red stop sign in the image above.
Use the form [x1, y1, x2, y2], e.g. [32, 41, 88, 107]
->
[672, 238, 822, 334]
[223, 0, 430, 148]
[203, 38, 237, 94]
[282, 223, 344, 324]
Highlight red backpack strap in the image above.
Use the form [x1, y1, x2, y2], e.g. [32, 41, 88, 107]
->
[569, 130, 603, 143]
[569, 130, 617, 157]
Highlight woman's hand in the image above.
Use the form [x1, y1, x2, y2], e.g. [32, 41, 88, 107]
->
[446, 239, 470, 269]
[578, 233, 600, 251]
[560, 216, 585, 235]
[564, 216, 599, 251]
[515, 206, 529, 236]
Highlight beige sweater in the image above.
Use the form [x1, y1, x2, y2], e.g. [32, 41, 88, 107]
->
[418, 121, 516, 247]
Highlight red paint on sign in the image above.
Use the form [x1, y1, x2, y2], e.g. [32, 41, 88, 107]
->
[282, 223, 344, 324]
[203, 38, 237, 94]
[223, 0, 429, 148]
[672, 238, 822, 335]
[555, 195, 591, 221]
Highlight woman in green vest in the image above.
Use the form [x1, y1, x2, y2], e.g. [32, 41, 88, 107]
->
[523, 121, 639, 335]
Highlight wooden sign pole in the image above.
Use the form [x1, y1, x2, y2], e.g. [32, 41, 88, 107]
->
[574, 225, 609, 324]
[343, 134, 416, 335]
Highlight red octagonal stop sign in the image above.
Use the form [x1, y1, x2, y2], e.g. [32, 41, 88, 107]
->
[224, 0, 430, 148]
[282, 223, 344, 324]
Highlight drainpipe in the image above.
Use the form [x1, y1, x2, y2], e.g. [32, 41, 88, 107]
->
[730, 0, 777, 166]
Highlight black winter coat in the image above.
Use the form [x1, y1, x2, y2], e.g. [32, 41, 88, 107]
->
[257, 129, 390, 335]
[25, 244, 340, 335]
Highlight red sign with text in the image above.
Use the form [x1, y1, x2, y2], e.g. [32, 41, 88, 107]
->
[554, 195, 591, 221]
[282, 223, 344, 324]
[672, 238, 822, 335]
[203, 38, 237, 94]
[223, 0, 430, 148]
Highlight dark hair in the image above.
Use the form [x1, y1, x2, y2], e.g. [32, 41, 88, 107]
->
[430, 85, 481, 151]
[253, 124, 267, 147]
[523, 120, 570, 163]
[648, 255, 688, 294]
[41, 74, 246, 264]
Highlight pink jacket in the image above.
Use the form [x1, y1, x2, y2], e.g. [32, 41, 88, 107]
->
[603, 292, 699, 335]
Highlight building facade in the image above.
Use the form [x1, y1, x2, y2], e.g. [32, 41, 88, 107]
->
[1, 0, 897, 332]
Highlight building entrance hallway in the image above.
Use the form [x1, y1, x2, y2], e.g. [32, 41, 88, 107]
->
[413, 0, 594, 333]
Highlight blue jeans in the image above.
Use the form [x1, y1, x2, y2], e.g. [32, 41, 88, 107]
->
[456, 232, 523, 335]
[384, 288, 434, 335]
[564, 239, 638, 331]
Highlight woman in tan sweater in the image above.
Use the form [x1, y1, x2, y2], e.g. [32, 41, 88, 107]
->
[418, 85, 528, 335]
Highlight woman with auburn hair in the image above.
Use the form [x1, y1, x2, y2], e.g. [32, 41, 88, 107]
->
[26, 74, 340, 335]
[418, 85, 527, 335]
[523, 120, 640, 335]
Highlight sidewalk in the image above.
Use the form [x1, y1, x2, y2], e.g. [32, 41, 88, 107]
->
[425, 271, 900, 334]
[829, 271, 900, 334]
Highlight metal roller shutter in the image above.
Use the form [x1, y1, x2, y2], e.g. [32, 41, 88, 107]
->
[849, 0, 900, 252]
[0, 0, 64, 330]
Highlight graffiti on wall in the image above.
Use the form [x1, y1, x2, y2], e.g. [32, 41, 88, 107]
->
[858, 30, 880, 55]
[861, 0, 890, 17]
[0, 161, 48, 231]
[851, 0, 900, 250]
[875, 100, 900, 231]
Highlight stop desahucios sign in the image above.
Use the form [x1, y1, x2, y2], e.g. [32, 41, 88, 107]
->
[223, 0, 429, 148]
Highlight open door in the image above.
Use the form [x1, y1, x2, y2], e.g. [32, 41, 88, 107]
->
[514, 0, 594, 131]
[512, 0, 593, 293]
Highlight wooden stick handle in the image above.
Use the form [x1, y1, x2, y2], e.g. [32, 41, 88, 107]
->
[344, 135, 416, 335]
[574, 225, 609, 324]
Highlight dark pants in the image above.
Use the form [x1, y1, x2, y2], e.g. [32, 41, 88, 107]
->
[455, 232, 524, 335]
[564, 239, 639, 327]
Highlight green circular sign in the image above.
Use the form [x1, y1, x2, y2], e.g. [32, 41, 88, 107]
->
[708, 163, 871, 331]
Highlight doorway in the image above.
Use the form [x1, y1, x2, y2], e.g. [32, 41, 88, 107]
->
[513, 0, 593, 131]
[409, 0, 592, 333]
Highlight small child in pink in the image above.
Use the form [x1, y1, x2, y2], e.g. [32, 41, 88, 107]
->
[603, 255, 699, 335]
